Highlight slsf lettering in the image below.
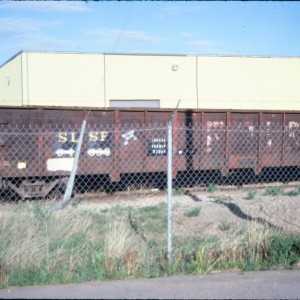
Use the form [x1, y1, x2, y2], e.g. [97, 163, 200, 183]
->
[89, 131, 108, 142]
[58, 131, 108, 143]
[58, 132, 78, 143]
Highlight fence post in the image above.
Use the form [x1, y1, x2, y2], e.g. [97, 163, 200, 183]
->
[167, 121, 173, 263]
[49, 120, 87, 213]
[167, 100, 180, 263]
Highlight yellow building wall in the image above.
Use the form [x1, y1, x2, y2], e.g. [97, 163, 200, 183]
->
[197, 56, 300, 110]
[1, 52, 300, 111]
[105, 54, 197, 108]
[0, 54, 22, 106]
[22, 52, 106, 107]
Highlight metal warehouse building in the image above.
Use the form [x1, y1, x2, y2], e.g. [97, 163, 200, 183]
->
[1, 51, 300, 110]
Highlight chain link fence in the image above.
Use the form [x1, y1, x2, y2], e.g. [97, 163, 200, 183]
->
[1, 121, 300, 283]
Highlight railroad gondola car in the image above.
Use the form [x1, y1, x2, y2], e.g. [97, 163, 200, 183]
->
[1, 106, 300, 199]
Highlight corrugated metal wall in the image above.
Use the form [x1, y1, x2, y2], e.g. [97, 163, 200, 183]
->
[197, 56, 300, 110]
[1, 51, 300, 110]
[104, 54, 197, 108]
[22, 52, 105, 107]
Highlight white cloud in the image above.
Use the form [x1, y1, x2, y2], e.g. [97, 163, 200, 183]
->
[0, 32, 77, 56]
[0, 1, 91, 13]
[17, 33, 74, 49]
[87, 29, 163, 45]
[0, 17, 82, 57]
[0, 17, 60, 37]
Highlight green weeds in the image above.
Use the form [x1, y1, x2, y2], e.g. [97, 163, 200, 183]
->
[263, 186, 283, 196]
[267, 233, 300, 268]
[207, 183, 217, 193]
[263, 185, 300, 197]
[218, 220, 231, 232]
[184, 207, 201, 217]
[173, 188, 186, 196]
[245, 188, 257, 200]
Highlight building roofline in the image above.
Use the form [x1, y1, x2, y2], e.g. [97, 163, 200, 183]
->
[1, 50, 300, 66]
[0, 51, 23, 68]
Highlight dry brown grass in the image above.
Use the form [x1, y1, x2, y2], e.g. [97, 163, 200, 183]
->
[0, 203, 97, 280]
[215, 221, 276, 265]
[104, 214, 146, 276]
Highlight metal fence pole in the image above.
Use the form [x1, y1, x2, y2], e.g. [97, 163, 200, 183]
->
[167, 100, 180, 263]
[167, 122, 173, 263]
[49, 120, 87, 213]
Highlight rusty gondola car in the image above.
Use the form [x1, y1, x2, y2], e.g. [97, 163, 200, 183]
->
[1, 106, 300, 199]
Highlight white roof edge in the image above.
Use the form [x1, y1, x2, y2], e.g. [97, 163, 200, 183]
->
[0, 51, 23, 68]
[1, 50, 300, 67]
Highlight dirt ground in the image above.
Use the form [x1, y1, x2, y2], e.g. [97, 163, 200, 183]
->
[73, 181, 300, 239]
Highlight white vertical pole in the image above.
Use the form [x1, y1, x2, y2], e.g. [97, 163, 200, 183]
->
[167, 99, 180, 263]
[167, 122, 173, 263]
[49, 120, 86, 213]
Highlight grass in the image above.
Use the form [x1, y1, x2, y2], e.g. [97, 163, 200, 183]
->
[263, 185, 300, 197]
[245, 188, 257, 200]
[283, 186, 300, 197]
[184, 207, 201, 217]
[263, 186, 283, 196]
[267, 233, 300, 268]
[0, 203, 106, 286]
[218, 220, 231, 232]
[207, 183, 217, 193]
[0, 199, 300, 288]
[173, 188, 186, 196]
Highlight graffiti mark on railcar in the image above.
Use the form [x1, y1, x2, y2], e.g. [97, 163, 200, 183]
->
[206, 121, 225, 154]
[177, 148, 197, 155]
[288, 121, 300, 149]
[263, 120, 282, 148]
[230, 121, 258, 155]
[122, 130, 137, 146]
[265, 121, 274, 147]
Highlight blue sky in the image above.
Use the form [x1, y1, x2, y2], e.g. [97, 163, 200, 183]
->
[1, 1, 300, 65]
